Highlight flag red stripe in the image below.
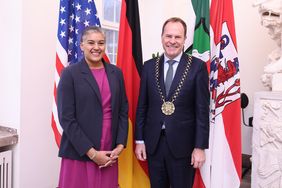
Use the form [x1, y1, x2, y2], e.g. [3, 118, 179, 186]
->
[56, 53, 65, 77]
[210, 0, 237, 49]
[51, 113, 61, 147]
[222, 100, 242, 178]
[117, 18, 140, 121]
[118, 0, 149, 177]
[210, 0, 241, 182]
[52, 53, 65, 147]
[53, 83, 57, 104]
[210, 0, 223, 45]
[193, 169, 206, 188]
[222, 0, 237, 49]
[102, 55, 110, 64]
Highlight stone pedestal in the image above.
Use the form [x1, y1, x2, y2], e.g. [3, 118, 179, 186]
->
[251, 91, 282, 188]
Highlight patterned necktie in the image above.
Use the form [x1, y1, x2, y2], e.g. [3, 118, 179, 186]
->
[165, 60, 176, 96]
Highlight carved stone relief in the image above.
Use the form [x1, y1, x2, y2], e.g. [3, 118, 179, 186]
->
[252, 92, 282, 188]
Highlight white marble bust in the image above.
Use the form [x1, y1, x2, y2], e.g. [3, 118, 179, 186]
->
[253, 0, 282, 90]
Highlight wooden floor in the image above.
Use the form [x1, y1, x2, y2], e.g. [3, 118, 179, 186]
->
[240, 154, 251, 188]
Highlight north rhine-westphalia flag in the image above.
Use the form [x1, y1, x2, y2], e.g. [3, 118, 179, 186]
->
[185, 1, 211, 187]
[116, 0, 150, 187]
[196, 0, 242, 187]
[52, 0, 102, 147]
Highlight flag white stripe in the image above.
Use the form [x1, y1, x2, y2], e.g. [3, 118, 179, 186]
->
[54, 69, 60, 88]
[210, 115, 240, 188]
[56, 38, 68, 68]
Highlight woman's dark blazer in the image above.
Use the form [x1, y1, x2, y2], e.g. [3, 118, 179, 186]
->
[57, 59, 128, 161]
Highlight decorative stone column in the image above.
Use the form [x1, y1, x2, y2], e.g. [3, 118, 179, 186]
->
[252, 91, 282, 188]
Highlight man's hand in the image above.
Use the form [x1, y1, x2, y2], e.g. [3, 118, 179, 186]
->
[135, 143, 147, 161]
[191, 148, 206, 168]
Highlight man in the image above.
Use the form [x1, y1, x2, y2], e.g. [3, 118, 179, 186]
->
[135, 17, 210, 188]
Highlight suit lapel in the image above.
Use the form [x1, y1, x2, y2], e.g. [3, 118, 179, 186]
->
[159, 55, 166, 98]
[168, 53, 187, 98]
[80, 59, 102, 106]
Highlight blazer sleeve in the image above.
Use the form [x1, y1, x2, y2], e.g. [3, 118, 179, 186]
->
[195, 60, 210, 149]
[57, 68, 93, 156]
[135, 62, 149, 141]
[116, 70, 129, 147]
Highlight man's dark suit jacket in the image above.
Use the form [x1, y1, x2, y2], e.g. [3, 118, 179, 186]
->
[57, 59, 128, 161]
[135, 53, 210, 158]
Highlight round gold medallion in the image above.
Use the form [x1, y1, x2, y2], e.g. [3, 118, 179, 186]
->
[161, 101, 175, 115]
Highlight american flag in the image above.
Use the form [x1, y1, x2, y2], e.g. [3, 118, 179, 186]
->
[52, 0, 101, 146]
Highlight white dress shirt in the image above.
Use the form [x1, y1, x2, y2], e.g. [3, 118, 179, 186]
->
[163, 52, 182, 82]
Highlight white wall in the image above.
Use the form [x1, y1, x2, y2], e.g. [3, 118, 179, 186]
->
[0, 0, 60, 187]
[234, 0, 276, 154]
[0, 0, 21, 129]
[0, 0, 277, 187]
[0, 0, 22, 186]
[139, 0, 196, 61]
[18, 0, 60, 187]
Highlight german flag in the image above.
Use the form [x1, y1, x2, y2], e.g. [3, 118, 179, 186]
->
[117, 0, 150, 187]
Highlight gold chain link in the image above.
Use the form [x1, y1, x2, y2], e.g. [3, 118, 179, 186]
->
[155, 54, 192, 103]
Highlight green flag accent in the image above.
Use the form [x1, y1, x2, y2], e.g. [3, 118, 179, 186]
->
[193, 20, 210, 54]
[186, 0, 210, 59]
[190, 1, 210, 186]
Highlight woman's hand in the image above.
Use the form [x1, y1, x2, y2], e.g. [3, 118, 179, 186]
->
[99, 144, 124, 168]
[94, 151, 113, 166]
[111, 144, 124, 158]
[87, 145, 124, 168]
[87, 148, 112, 166]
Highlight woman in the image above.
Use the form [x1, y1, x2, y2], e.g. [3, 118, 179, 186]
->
[57, 26, 128, 188]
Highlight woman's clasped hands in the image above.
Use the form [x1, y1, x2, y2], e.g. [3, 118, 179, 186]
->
[87, 144, 124, 168]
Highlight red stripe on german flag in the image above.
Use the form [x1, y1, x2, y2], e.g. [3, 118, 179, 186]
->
[117, 0, 150, 187]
